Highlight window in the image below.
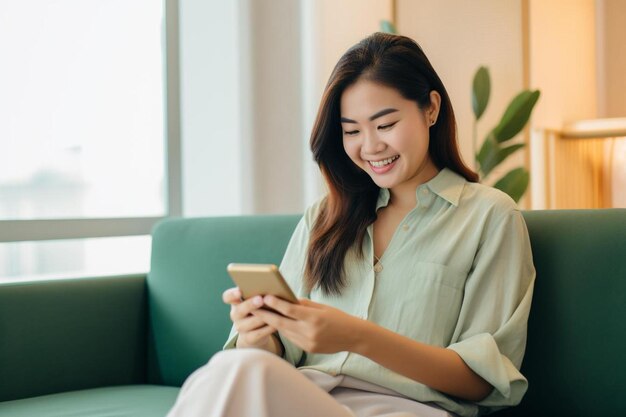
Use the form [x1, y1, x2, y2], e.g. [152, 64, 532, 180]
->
[1, 236, 151, 282]
[0, 0, 180, 280]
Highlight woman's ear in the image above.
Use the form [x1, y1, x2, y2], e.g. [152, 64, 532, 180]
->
[428, 90, 441, 125]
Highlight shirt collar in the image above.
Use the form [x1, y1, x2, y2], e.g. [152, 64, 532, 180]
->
[375, 167, 466, 209]
[376, 187, 391, 210]
[425, 167, 466, 207]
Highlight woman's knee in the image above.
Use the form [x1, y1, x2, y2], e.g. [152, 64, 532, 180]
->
[208, 348, 283, 370]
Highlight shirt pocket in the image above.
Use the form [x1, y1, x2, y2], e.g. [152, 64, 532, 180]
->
[381, 261, 466, 343]
[412, 261, 466, 291]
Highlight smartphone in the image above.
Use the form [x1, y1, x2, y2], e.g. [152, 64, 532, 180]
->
[226, 263, 299, 305]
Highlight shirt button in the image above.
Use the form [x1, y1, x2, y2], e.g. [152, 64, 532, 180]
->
[402, 224, 409, 231]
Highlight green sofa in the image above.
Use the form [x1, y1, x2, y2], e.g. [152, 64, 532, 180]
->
[1, 210, 624, 417]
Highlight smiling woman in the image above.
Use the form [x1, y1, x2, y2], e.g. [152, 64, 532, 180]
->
[340, 82, 438, 206]
[166, 32, 536, 417]
[306, 34, 477, 296]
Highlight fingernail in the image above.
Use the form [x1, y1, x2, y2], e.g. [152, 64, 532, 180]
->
[253, 296, 263, 306]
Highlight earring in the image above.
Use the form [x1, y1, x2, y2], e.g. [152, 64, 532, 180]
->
[430, 119, 436, 126]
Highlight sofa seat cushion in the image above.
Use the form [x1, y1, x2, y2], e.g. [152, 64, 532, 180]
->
[0, 385, 179, 417]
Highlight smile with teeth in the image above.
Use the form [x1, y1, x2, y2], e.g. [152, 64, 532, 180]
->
[369, 155, 399, 167]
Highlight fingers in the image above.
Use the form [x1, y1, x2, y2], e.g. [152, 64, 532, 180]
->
[253, 308, 297, 333]
[229, 295, 265, 322]
[262, 295, 306, 319]
[222, 287, 242, 304]
[240, 324, 278, 346]
[223, 287, 283, 349]
[235, 314, 269, 333]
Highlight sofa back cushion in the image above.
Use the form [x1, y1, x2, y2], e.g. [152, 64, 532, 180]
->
[499, 209, 626, 416]
[146, 215, 300, 386]
[147, 209, 626, 416]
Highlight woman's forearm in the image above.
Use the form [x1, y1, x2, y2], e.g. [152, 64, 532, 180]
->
[353, 320, 493, 402]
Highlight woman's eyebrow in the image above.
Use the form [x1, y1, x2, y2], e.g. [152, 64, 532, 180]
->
[340, 108, 399, 123]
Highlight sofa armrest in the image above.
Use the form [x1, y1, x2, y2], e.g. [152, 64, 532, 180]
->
[0, 275, 148, 402]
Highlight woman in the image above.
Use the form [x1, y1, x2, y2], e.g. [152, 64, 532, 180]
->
[167, 32, 535, 417]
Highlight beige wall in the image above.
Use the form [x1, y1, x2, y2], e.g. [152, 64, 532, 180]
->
[598, 0, 626, 118]
[311, 0, 393, 94]
[527, 0, 599, 209]
[396, 0, 526, 202]
[528, 0, 598, 129]
[244, 0, 304, 214]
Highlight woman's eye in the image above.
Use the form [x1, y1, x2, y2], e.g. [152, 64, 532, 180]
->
[344, 130, 359, 136]
[378, 122, 397, 131]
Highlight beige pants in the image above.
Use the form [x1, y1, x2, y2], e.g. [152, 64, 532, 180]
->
[166, 349, 455, 417]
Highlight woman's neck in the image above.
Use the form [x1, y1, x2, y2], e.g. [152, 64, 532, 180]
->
[388, 165, 439, 211]
[387, 186, 418, 211]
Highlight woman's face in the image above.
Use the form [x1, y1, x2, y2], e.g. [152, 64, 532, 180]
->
[340, 78, 440, 194]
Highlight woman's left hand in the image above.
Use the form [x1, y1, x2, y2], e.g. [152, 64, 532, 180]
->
[251, 296, 365, 354]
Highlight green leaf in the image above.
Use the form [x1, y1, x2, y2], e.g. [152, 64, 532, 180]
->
[477, 136, 525, 178]
[472, 67, 490, 120]
[477, 135, 497, 176]
[493, 168, 530, 203]
[380, 20, 397, 34]
[476, 132, 526, 177]
[493, 90, 541, 143]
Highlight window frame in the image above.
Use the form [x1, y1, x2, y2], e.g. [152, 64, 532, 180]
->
[0, 0, 181, 244]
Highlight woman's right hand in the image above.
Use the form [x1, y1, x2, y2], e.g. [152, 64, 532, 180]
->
[222, 287, 279, 351]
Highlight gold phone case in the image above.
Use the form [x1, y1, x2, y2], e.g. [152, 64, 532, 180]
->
[226, 263, 298, 303]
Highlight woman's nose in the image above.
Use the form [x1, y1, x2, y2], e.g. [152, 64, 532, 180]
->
[362, 131, 386, 154]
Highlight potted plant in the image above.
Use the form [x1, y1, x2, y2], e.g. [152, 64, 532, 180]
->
[472, 67, 540, 202]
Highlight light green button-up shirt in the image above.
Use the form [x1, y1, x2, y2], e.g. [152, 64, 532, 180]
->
[225, 168, 536, 417]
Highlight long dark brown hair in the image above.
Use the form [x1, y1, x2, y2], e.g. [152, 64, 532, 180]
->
[306, 32, 478, 295]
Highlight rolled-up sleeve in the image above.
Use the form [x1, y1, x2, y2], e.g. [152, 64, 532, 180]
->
[223, 214, 312, 367]
[446, 208, 535, 411]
